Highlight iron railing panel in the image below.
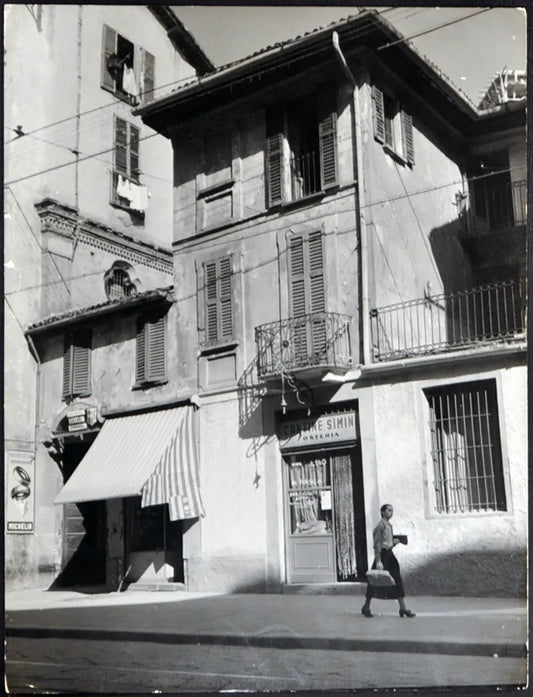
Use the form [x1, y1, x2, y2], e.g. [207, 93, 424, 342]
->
[255, 311, 352, 377]
[371, 279, 526, 362]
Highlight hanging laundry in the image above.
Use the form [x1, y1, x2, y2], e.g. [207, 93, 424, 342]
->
[122, 66, 139, 99]
[116, 174, 132, 201]
[128, 182, 148, 213]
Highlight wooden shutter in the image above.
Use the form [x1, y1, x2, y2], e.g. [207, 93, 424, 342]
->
[289, 236, 306, 318]
[205, 261, 218, 343]
[308, 231, 325, 314]
[319, 110, 338, 189]
[101, 24, 117, 92]
[129, 124, 139, 181]
[219, 257, 233, 340]
[141, 49, 155, 103]
[372, 85, 385, 144]
[115, 117, 128, 175]
[267, 133, 284, 207]
[71, 330, 91, 395]
[146, 315, 166, 381]
[401, 110, 415, 165]
[62, 337, 72, 399]
[308, 231, 326, 356]
[204, 258, 233, 344]
[136, 318, 146, 383]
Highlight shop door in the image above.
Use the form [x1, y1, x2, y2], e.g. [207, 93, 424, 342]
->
[284, 448, 367, 584]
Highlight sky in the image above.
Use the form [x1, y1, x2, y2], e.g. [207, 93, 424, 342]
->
[172, 5, 527, 105]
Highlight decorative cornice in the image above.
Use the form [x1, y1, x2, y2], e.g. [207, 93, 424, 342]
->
[34, 198, 172, 273]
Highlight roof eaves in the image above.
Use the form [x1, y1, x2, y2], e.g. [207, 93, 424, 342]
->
[148, 5, 214, 75]
[26, 287, 174, 336]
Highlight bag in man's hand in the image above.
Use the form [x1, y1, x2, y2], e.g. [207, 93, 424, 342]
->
[366, 569, 395, 586]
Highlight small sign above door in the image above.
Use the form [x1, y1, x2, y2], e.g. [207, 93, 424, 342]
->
[278, 411, 358, 449]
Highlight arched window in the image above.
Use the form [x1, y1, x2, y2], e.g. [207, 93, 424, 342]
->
[104, 261, 138, 300]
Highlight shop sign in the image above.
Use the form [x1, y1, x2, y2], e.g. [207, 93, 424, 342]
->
[6, 451, 35, 534]
[278, 411, 358, 449]
[67, 408, 87, 431]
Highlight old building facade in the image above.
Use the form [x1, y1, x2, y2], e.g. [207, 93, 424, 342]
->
[6, 9, 526, 597]
[4, 4, 212, 589]
[137, 11, 527, 596]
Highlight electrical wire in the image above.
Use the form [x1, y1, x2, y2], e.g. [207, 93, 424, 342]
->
[377, 8, 493, 51]
[3, 5, 434, 148]
[4, 164, 526, 305]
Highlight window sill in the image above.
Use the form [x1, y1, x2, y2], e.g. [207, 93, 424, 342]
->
[277, 189, 329, 211]
[199, 340, 238, 357]
[101, 84, 139, 107]
[132, 378, 168, 390]
[197, 179, 235, 200]
[63, 392, 91, 403]
[110, 199, 145, 218]
[382, 144, 411, 167]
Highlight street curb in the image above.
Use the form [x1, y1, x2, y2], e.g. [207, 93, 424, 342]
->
[6, 626, 526, 659]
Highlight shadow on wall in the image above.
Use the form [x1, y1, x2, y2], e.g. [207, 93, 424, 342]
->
[405, 549, 527, 598]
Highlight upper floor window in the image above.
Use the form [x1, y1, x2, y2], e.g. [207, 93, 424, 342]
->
[63, 329, 91, 401]
[202, 256, 234, 346]
[135, 313, 166, 386]
[266, 90, 338, 207]
[372, 85, 414, 165]
[425, 379, 506, 515]
[104, 262, 137, 300]
[111, 117, 148, 215]
[101, 24, 155, 105]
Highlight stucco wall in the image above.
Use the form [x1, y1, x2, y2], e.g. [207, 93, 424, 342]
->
[368, 362, 527, 597]
[357, 79, 473, 308]
[187, 394, 270, 592]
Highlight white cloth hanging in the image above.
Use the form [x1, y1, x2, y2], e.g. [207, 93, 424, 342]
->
[122, 66, 139, 99]
[116, 174, 132, 201]
[128, 182, 148, 212]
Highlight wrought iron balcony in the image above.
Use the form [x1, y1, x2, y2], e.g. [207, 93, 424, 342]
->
[255, 312, 353, 379]
[290, 152, 320, 199]
[462, 179, 526, 234]
[371, 279, 526, 362]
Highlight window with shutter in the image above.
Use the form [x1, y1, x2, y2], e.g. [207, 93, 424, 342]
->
[141, 49, 155, 103]
[62, 329, 91, 400]
[373, 83, 415, 165]
[288, 231, 326, 364]
[372, 86, 385, 144]
[203, 257, 234, 346]
[267, 133, 284, 207]
[112, 118, 142, 209]
[266, 90, 338, 206]
[319, 111, 338, 189]
[101, 24, 151, 106]
[401, 111, 415, 165]
[135, 314, 166, 385]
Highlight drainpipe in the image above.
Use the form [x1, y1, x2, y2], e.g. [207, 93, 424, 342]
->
[25, 333, 42, 454]
[332, 32, 371, 365]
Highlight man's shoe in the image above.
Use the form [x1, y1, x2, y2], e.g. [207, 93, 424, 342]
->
[361, 607, 373, 617]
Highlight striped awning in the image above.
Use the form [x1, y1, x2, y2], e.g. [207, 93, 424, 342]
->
[54, 406, 205, 520]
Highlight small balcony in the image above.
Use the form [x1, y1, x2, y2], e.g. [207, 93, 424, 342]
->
[370, 279, 526, 362]
[255, 312, 353, 380]
[462, 179, 526, 234]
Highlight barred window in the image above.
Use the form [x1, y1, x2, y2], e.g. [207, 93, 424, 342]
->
[425, 380, 506, 514]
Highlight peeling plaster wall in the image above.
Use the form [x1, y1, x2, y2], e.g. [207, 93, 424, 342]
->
[4, 4, 197, 589]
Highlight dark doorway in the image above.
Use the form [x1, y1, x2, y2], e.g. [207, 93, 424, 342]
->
[124, 497, 184, 582]
[52, 439, 107, 588]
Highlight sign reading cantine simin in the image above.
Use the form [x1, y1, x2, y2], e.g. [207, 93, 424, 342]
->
[278, 411, 358, 449]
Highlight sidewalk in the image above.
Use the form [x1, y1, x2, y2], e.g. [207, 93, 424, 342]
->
[5, 588, 527, 659]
